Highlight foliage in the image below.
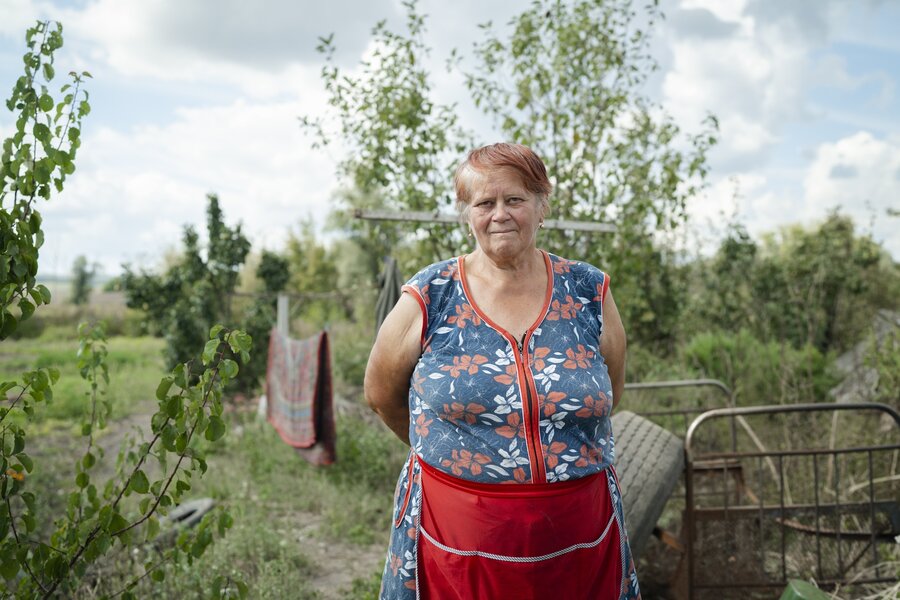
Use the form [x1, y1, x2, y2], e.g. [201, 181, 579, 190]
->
[458, 0, 716, 348]
[1, 322, 251, 597]
[284, 220, 352, 324]
[0, 21, 90, 339]
[682, 328, 838, 405]
[863, 322, 899, 407]
[69, 254, 95, 306]
[256, 250, 290, 294]
[301, 0, 471, 281]
[122, 194, 251, 369]
[233, 250, 291, 392]
[686, 213, 899, 354]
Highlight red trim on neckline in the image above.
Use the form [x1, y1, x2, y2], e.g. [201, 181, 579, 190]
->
[457, 250, 553, 338]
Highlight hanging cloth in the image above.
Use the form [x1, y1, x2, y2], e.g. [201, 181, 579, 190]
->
[375, 256, 402, 335]
[265, 329, 336, 465]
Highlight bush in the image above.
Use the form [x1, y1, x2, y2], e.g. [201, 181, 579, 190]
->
[683, 329, 839, 405]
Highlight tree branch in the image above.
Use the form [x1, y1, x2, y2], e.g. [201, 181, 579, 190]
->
[6, 496, 50, 594]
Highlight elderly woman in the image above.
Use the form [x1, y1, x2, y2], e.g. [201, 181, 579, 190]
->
[366, 143, 641, 599]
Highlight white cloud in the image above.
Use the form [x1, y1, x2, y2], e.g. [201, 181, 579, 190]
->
[39, 97, 341, 275]
[802, 131, 900, 255]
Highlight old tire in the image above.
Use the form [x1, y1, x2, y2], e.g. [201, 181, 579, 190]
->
[611, 410, 684, 559]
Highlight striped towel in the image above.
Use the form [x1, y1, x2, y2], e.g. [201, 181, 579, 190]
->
[265, 329, 336, 465]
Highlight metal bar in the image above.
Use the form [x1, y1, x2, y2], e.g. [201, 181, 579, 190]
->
[779, 454, 786, 583]
[868, 450, 879, 578]
[813, 453, 822, 580]
[835, 452, 843, 577]
[685, 446, 696, 600]
[352, 208, 618, 233]
[757, 456, 766, 579]
[693, 576, 897, 591]
[691, 500, 896, 520]
[690, 444, 900, 461]
[685, 403, 900, 459]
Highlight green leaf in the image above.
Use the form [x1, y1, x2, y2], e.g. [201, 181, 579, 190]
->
[217, 510, 233, 536]
[165, 395, 181, 418]
[47, 366, 60, 383]
[220, 359, 238, 379]
[156, 377, 174, 400]
[82, 451, 95, 469]
[0, 558, 18, 580]
[209, 324, 224, 340]
[0, 312, 18, 339]
[129, 469, 150, 494]
[38, 93, 53, 112]
[18, 453, 33, 472]
[205, 416, 226, 442]
[201, 339, 220, 365]
[18, 297, 34, 320]
[33, 122, 50, 143]
[150, 568, 165, 582]
[22, 513, 35, 532]
[76, 471, 89, 488]
[109, 512, 129, 534]
[42, 62, 54, 80]
[146, 515, 160, 541]
[36, 284, 51, 303]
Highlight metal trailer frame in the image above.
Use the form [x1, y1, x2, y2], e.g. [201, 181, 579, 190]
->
[623, 381, 900, 599]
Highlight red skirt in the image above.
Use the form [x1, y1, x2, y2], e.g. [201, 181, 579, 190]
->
[417, 459, 623, 600]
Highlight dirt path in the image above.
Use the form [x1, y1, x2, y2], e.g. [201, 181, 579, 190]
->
[115, 398, 387, 598]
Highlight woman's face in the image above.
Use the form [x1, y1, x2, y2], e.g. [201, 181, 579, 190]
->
[465, 167, 545, 262]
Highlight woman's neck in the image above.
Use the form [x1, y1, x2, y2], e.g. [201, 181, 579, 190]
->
[466, 247, 544, 283]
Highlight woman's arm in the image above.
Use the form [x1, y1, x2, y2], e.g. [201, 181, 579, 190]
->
[364, 292, 424, 445]
[599, 289, 626, 410]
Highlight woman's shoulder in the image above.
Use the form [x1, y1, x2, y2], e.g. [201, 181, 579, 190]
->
[546, 251, 608, 283]
[404, 256, 461, 293]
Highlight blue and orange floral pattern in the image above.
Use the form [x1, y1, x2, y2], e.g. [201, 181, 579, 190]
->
[379, 252, 640, 599]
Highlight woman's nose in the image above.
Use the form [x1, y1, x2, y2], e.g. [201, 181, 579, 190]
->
[492, 201, 509, 220]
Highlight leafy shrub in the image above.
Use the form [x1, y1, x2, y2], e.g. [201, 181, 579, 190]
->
[683, 328, 838, 405]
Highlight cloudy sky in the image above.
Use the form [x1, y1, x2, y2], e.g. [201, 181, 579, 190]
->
[1, 0, 898, 277]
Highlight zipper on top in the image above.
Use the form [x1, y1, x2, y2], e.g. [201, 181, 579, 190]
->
[512, 330, 547, 483]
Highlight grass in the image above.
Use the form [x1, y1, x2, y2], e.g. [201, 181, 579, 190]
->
[123, 410, 407, 598]
[0, 332, 165, 427]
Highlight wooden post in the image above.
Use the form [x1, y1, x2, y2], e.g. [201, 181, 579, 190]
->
[352, 208, 617, 233]
[276, 293, 289, 336]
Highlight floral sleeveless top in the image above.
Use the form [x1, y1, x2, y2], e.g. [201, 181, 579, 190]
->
[402, 251, 615, 484]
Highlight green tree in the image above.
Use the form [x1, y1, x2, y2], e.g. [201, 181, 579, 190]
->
[70, 254, 95, 305]
[306, 0, 715, 349]
[461, 0, 716, 348]
[122, 194, 251, 368]
[755, 212, 896, 353]
[302, 0, 471, 280]
[685, 212, 899, 354]
[0, 21, 89, 338]
[285, 220, 349, 323]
